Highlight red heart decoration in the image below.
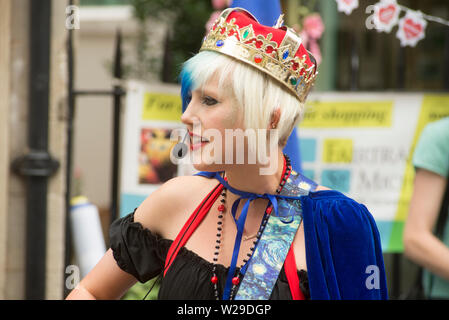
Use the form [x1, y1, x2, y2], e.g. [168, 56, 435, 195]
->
[343, 0, 353, 4]
[403, 18, 422, 39]
[379, 5, 396, 24]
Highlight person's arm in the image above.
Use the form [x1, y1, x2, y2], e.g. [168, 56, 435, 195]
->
[403, 168, 449, 281]
[65, 249, 137, 300]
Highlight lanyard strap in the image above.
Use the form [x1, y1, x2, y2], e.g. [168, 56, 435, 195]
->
[234, 170, 315, 300]
[163, 182, 222, 276]
[234, 209, 302, 299]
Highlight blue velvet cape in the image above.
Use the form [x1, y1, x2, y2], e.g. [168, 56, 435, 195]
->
[198, 171, 388, 300]
[301, 190, 388, 299]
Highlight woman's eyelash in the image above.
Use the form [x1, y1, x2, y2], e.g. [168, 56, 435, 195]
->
[201, 96, 218, 106]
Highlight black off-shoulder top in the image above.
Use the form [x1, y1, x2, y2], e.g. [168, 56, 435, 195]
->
[109, 212, 310, 300]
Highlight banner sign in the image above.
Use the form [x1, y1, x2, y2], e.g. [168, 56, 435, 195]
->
[299, 93, 449, 252]
[120, 83, 449, 252]
[120, 80, 188, 218]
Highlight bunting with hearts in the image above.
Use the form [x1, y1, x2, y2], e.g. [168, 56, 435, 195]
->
[373, 0, 400, 33]
[335, 0, 359, 15]
[335, 0, 449, 47]
[396, 10, 427, 47]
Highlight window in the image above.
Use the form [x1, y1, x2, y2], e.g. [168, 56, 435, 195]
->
[79, 0, 130, 6]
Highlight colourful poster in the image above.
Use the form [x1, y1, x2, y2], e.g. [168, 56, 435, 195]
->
[299, 93, 449, 252]
[139, 128, 177, 184]
[120, 81, 185, 218]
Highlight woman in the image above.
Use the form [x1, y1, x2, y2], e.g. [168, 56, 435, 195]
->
[403, 116, 449, 299]
[66, 8, 387, 300]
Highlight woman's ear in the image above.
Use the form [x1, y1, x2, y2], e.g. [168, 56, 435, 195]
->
[269, 108, 281, 129]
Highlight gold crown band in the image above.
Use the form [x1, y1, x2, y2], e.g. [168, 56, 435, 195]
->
[200, 12, 318, 103]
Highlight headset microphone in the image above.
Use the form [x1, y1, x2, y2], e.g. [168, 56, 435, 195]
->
[171, 130, 189, 159]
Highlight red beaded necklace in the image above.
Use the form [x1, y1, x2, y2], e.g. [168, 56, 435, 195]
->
[210, 155, 291, 300]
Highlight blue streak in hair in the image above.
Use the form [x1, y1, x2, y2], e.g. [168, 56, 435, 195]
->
[180, 68, 193, 113]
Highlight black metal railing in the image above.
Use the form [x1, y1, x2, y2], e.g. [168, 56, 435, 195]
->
[65, 5, 125, 297]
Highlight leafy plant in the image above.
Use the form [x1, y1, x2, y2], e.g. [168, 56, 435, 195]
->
[121, 276, 160, 300]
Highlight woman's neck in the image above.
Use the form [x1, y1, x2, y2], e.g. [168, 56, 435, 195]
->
[221, 150, 285, 224]
[224, 150, 285, 196]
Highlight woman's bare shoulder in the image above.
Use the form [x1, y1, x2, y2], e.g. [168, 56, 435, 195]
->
[133, 175, 218, 238]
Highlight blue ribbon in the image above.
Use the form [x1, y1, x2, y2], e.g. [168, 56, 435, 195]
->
[213, 173, 302, 300]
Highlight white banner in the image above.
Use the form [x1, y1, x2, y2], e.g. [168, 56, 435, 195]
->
[299, 92, 449, 252]
[120, 83, 449, 252]
[120, 80, 189, 217]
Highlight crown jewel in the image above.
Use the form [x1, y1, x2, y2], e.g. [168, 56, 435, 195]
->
[200, 8, 318, 103]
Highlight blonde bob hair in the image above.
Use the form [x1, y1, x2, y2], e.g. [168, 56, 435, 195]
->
[181, 50, 305, 148]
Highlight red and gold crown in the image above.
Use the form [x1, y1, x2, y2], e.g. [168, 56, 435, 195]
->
[200, 8, 318, 103]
